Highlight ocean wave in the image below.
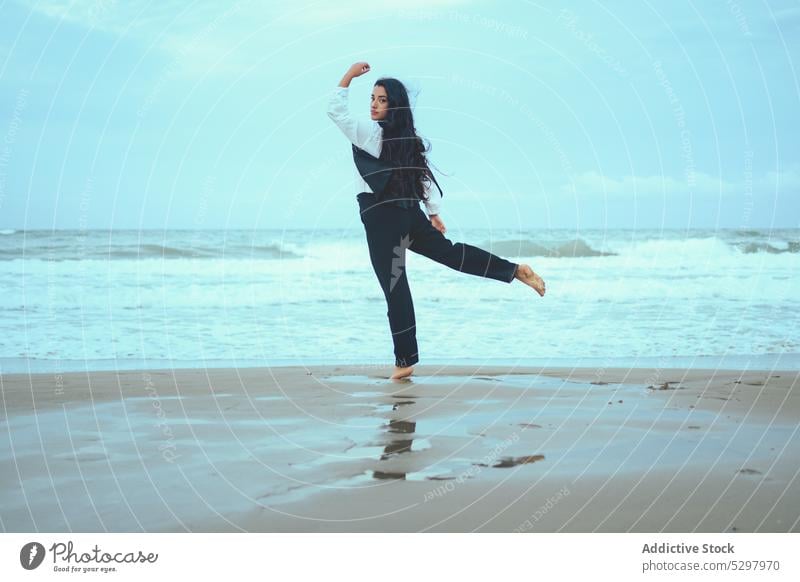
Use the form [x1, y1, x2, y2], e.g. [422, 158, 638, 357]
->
[0, 242, 304, 261]
[737, 241, 799, 254]
[1, 231, 798, 262]
[482, 238, 616, 258]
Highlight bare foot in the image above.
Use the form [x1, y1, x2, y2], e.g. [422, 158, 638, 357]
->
[514, 263, 546, 296]
[390, 365, 414, 380]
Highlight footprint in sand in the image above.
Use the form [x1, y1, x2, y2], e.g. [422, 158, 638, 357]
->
[479, 454, 546, 468]
[647, 382, 685, 391]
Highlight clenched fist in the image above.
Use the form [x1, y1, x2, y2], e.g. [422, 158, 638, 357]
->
[347, 61, 371, 78]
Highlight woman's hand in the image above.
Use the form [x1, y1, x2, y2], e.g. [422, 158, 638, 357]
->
[430, 215, 446, 234]
[338, 62, 370, 87]
[347, 62, 371, 79]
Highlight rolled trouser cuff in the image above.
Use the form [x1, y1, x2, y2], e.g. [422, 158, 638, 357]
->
[395, 353, 419, 367]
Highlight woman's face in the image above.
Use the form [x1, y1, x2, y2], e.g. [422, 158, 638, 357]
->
[370, 85, 389, 120]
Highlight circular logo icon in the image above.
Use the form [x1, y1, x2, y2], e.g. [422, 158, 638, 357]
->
[20, 542, 46, 570]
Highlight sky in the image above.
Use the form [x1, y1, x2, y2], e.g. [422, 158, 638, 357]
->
[0, 0, 798, 230]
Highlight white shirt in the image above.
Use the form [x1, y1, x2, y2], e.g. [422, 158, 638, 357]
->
[326, 86, 442, 216]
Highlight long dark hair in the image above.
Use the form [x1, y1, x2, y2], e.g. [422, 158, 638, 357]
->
[374, 77, 439, 203]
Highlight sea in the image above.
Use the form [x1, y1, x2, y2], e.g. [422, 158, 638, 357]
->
[1, 227, 798, 374]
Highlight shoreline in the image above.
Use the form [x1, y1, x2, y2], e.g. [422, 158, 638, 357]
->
[2, 364, 797, 532]
[3, 351, 800, 375]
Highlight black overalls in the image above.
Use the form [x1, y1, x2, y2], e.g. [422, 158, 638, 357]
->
[353, 145, 518, 367]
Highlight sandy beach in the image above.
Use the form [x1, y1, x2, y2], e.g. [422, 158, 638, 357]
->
[1, 364, 797, 533]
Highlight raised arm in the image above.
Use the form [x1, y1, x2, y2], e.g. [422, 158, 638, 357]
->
[337, 62, 370, 88]
[327, 62, 381, 156]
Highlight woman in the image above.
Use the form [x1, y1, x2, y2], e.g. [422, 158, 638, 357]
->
[327, 61, 546, 380]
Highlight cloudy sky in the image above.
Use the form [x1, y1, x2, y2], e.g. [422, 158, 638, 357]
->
[0, 0, 798, 229]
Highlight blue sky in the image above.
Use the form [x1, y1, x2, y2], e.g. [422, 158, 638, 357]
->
[0, 0, 798, 229]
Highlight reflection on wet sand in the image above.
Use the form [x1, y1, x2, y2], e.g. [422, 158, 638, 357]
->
[365, 389, 548, 480]
[373, 407, 417, 480]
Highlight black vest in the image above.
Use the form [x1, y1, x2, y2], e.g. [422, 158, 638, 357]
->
[352, 144, 443, 209]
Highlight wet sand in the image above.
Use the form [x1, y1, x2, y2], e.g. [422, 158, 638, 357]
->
[1, 365, 797, 532]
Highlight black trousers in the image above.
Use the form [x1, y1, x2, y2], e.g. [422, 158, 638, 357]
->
[357, 192, 518, 367]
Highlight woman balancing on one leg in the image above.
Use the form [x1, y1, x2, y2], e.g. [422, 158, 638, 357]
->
[327, 61, 546, 380]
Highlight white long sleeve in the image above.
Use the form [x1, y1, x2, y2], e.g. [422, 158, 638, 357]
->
[422, 180, 442, 215]
[326, 86, 382, 157]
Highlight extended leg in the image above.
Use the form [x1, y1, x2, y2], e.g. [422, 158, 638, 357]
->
[409, 209, 518, 283]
